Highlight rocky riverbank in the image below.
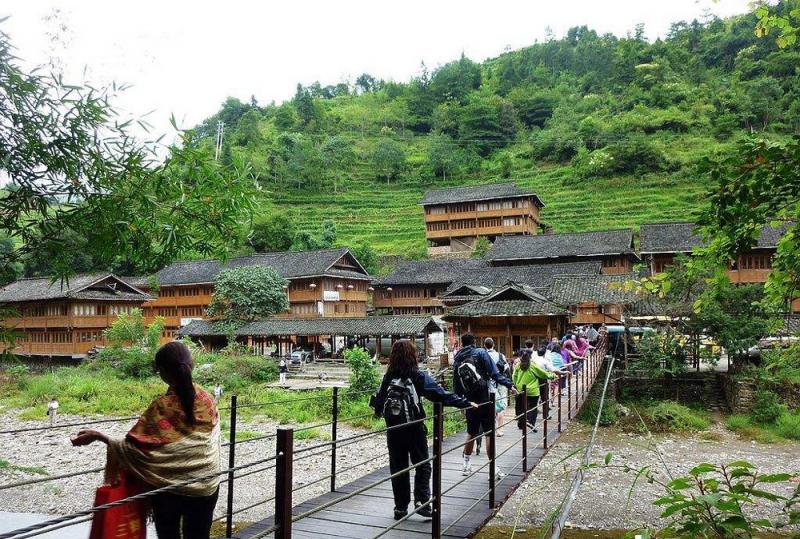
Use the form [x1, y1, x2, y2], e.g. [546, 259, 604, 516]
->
[0, 412, 387, 526]
[481, 420, 800, 535]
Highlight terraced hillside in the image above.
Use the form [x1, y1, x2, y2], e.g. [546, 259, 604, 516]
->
[195, 7, 797, 258]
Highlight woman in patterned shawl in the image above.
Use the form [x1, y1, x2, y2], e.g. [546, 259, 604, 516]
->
[72, 341, 221, 539]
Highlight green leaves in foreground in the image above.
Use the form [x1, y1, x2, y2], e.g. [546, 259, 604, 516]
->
[642, 460, 799, 538]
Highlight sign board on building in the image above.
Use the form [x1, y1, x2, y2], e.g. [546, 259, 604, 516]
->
[323, 290, 340, 302]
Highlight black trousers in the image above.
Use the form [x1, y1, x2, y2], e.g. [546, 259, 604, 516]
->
[539, 381, 549, 411]
[386, 423, 431, 511]
[151, 487, 219, 539]
[515, 394, 540, 430]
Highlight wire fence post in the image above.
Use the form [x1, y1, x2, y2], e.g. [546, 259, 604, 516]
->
[275, 427, 294, 539]
[542, 393, 549, 450]
[225, 394, 237, 539]
[432, 401, 443, 539]
[521, 385, 528, 473]
[557, 375, 563, 433]
[330, 386, 339, 492]
[567, 370, 572, 420]
[489, 393, 496, 508]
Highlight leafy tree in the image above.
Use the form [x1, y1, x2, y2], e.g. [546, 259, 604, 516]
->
[427, 135, 461, 181]
[248, 214, 297, 252]
[105, 308, 164, 352]
[273, 102, 297, 130]
[320, 219, 337, 248]
[0, 29, 256, 279]
[0, 236, 20, 286]
[372, 139, 406, 184]
[320, 136, 356, 193]
[459, 91, 518, 156]
[349, 243, 378, 275]
[507, 87, 557, 128]
[697, 136, 799, 312]
[293, 84, 323, 130]
[207, 266, 289, 321]
[755, 0, 800, 48]
[471, 237, 491, 259]
[355, 73, 378, 94]
[235, 109, 263, 146]
[22, 228, 101, 278]
[428, 54, 481, 104]
[291, 230, 322, 251]
[344, 346, 380, 399]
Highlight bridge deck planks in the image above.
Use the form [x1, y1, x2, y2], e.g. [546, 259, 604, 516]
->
[235, 367, 597, 539]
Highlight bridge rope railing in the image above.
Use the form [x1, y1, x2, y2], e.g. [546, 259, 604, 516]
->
[0, 347, 606, 539]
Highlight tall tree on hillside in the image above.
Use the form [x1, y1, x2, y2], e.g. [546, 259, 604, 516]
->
[320, 136, 356, 194]
[294, 84, 323, 130]
[372, 139, 406, 184]
[0, 29, 256, 280]
[355, 73, 378, 94]
[248, 214, 297, 252]
[459, 92, 518, 156]
[428, 54, 481, 104]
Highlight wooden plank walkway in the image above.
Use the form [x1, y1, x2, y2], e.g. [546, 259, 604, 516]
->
[236, 359, 600, 539]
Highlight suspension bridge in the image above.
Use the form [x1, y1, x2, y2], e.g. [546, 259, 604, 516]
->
[0, 349, 606, 539]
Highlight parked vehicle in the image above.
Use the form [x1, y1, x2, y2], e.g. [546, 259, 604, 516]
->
[289, 349, 314, 364]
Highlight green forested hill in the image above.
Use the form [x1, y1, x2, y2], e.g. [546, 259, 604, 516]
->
[193, 6, 799, 257]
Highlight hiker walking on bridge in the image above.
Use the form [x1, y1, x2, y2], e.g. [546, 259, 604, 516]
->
[372, 339, 477, 521]
[452, 333, 514, 478]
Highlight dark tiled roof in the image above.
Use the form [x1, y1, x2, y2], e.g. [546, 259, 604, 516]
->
[639, 221, 794, 254]
[178, 316, 442, 337]
[549, 274, 641, 305]
[485, 230, 636, 262]
[378, 259, 601, 289]
[0, 273, 150, 303]
[154, 248, 369, 286]
[377, 259, 487, 286]
[446, 284, 571, 318]
[420, 183, 544, 207]
[447, 261, 603, 293]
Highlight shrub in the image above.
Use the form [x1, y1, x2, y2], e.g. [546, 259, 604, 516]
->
[570, 147, 614, 180]
[749, 389, 785, 425]
[646, 401, 710, 432]
[774, 412, 800, 440]
[193, 354, 277, 391]
[96, 347, 155, 379]
[725, 414, 751, 432]
[344, 346, 379, 399]
[578, 392, 620, 426]
[604, 134, 669, 174]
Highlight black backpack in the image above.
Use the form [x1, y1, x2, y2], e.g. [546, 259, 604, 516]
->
[496, 353, 508, 374]
[382, 378, 421, 426]
[456, 351, 488, 397]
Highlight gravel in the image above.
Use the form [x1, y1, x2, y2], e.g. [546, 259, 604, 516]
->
[0, 411, 388, 527]
[485, 420, 800, 532]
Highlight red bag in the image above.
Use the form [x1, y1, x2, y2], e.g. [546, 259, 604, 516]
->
[89, 473, 147, 539]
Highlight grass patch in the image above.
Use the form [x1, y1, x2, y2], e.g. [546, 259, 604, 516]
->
[619, 400, 710, 434]
[724, 411, 800, 443]
[0, 458, 48, 475]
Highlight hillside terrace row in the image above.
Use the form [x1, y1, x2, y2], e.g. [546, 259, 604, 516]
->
[0, 219, 793, 359]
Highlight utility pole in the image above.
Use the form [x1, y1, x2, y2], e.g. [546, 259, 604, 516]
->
[214, 120, 225, 160]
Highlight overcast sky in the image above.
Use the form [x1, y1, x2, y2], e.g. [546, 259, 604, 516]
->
[2, 0, 752, 140]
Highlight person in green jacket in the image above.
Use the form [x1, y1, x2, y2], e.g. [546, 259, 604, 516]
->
[512, 349, 555, 432]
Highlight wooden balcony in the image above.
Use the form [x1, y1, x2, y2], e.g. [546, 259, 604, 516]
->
[12, 342, 90, 356]
[373, 296, 443, 308]
[426, 223, 533, 240]
[728, 269, 771, 284]
[424, 207, 536, 223]
[288, 289, 322, 302]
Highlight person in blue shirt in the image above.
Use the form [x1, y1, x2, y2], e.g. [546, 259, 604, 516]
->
[373, 339, 476, 521]
[452, 333, 514, 477]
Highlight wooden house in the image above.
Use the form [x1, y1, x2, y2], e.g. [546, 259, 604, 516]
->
[421, 183, 544, 257]
[373, 259, 601, 316]
[485, 229, 639, 274]
[444, 283, 571, 356]
[140, 248, 372, 340]
[640, 221, 792, 283]
[549, 273, 640, 325]
[0, 273, 151, 358]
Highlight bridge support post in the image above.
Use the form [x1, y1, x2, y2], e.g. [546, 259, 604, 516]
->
[521, 385, 528, 473]
[225, 394, 238, 538]
[543, 395, 549, 450]
[432, 401, 443, 539]
[330, 386, 339, 492]
[557, 377, 562, 433]
[567, 374, 572, 420]
[275, 427, 294, 539]
[489, 392, 497, 508]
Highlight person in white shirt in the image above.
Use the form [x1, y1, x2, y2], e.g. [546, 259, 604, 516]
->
[47, 398, 59, 425]
[484, 338, 509, 438]
[213, 383, 223, 403]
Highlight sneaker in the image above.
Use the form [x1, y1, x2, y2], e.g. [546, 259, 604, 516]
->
[393, 508, 408, 521]
[489, 469, 506, 482]
[414, 501, 433, 520]
[462, 461, 473, 476]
